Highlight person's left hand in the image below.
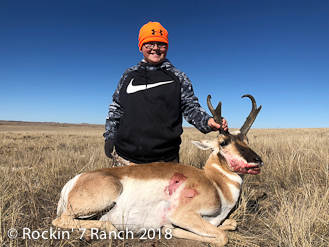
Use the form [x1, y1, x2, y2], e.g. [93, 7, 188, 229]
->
[208, 118, 228, 131]
[104, 138, 115, 158]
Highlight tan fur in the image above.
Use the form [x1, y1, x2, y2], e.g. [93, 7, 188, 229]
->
[67, 172, 122, 216]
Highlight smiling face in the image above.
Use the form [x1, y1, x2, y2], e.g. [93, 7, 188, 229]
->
[141, 42, 168, 65]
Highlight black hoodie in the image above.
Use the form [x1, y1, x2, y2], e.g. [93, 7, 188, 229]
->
[104, 59, 212, 163]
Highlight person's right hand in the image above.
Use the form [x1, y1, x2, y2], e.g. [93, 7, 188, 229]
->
[208, 118, 228, 132]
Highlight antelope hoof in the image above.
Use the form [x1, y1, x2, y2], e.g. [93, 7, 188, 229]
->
[83, 230, 92, 242]
[221, 219, 237, 230]
[52, 217, 63, 227]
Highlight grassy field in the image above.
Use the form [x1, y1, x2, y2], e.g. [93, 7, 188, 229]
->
[1, 121, 328, 246]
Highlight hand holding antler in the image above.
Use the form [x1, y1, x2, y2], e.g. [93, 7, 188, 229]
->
[208, 118, 228, 131]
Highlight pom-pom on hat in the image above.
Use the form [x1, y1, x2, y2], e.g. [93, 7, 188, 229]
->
[138, 21, 168, 51]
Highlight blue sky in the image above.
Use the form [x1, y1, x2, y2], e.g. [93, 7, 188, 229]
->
[1, 0, 328, 129]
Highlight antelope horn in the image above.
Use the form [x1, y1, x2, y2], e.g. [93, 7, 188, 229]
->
[240, 94, 262, 135]
[207, 95, 226, 134]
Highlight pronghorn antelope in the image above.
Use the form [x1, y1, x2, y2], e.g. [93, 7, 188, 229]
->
[52, 95, 263, 246]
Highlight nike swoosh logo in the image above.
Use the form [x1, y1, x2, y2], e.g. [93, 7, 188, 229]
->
[126, 78, 174, 94]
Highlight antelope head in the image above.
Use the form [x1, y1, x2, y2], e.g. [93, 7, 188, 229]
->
[192, 95, 263, 175]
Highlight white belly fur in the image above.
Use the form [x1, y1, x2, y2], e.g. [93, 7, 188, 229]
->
[99, 177, 181, 232]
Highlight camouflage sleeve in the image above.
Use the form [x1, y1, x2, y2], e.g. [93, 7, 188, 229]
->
[103, 65, 140, 140]
[103, 99, 123, 140]
[103, 71, 128, 140]
[179, 73, 213, 134]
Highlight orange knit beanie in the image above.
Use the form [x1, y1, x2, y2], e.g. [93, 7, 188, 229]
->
[138, 21, 169, 51]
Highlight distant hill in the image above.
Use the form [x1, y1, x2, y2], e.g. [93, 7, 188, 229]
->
[0, 120, 103, 129]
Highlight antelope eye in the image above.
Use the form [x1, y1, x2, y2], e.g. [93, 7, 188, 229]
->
[220, 141, 228, 147]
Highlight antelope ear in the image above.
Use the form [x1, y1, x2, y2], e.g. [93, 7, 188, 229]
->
[191, 140, 216, 150]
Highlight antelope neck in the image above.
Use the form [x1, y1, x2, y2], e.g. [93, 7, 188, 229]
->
[204, 153, 242, 204]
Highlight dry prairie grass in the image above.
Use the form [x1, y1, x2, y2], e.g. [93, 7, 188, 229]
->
[0, 122, 328, 246]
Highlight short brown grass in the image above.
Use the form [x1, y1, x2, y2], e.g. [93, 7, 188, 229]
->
[1, 122, 328, 246]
